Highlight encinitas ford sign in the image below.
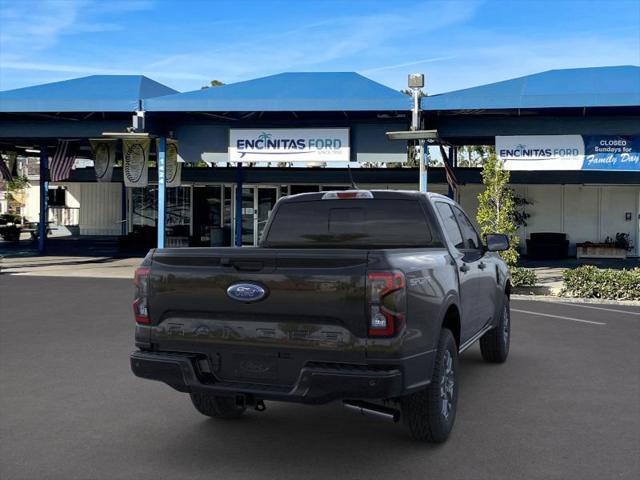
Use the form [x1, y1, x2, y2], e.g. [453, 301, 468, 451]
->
[497, 135, 585, 170]
[497, 135, 640, 171]
[229, 128, 350, 162]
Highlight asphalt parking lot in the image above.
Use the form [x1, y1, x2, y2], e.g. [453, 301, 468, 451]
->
[1, 276, 639, 480]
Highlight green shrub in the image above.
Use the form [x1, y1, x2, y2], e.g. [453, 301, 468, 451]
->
[561, 265, 640, 300]
[509, 266, 537, 287]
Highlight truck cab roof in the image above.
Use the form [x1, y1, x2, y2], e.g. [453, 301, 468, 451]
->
[279, 189, 452, 203]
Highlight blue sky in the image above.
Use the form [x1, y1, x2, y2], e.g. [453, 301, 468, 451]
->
[0, 0, 638, 94]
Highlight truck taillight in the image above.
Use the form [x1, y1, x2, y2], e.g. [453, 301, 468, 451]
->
[133, 266, 151, 324]
[367, 272, 405, 337]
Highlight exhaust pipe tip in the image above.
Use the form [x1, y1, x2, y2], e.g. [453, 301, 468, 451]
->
[344, 400, 401, 423]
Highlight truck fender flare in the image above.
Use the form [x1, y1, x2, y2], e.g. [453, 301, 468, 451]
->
[437, 293, 461, 347]
[492, 280, 511, 327]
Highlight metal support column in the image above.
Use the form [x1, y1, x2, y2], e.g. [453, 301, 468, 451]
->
[38, 145, 48, 254]
[157, 137, 166, 249]
[234, 162, 243, 247]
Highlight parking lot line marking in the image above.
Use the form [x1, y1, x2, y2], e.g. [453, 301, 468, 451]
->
[512, 309, 606, 326]
[557, 303, 640, 316]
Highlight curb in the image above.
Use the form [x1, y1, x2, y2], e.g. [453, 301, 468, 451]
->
[511, 294, 640, 306]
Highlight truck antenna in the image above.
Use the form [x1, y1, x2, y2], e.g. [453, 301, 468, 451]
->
[347, 164, 359, 189]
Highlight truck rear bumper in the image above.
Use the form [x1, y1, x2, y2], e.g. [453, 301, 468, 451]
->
[130, 351, 404, 404]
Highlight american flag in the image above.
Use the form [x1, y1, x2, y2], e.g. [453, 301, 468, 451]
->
[0, 156, 12, 181]
[49, 140, 78, 182]
[439, 145, 458, 191]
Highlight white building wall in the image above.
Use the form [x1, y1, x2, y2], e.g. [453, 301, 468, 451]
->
[64, 184, 81, 208]
[22, 182, 40, 222]
[562, 185, 599, 254]
[457, 183, 640, 257]
[78, 182, 122, 235]
[599, 187, 639, 254]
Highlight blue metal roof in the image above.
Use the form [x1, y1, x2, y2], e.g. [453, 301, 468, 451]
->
[0, 75, 178, 113]
[422, 66, 640, 111]
[145, 72, 411, 112]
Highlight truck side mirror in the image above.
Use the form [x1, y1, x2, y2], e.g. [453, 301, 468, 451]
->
[485, 233, 510, 252]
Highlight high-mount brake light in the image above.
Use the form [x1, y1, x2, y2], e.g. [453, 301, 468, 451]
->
[321, 190, 374, 200]
[133, 266, 151, 324]
[367, 272, 405, 337]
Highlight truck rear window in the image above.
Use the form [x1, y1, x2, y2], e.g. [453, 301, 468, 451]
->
[262, 199, 442, 248]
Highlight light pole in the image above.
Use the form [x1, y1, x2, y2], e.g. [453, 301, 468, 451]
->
[408, 73, 426, 192]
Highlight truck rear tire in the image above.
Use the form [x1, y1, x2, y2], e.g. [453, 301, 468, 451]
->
[189, 393, 246, 419]
[401, 328, 458, 443]
[480, 294, 510, 363]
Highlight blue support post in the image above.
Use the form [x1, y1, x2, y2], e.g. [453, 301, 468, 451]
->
[38, 145, 48, 254]
[234, 162, 243, 247]
[157, 137, 166, 249]
[419, 140, 428, 193]
[121, 182, 127, 236]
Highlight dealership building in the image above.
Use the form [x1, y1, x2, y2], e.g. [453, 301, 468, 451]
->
[0, 66, 639, 257]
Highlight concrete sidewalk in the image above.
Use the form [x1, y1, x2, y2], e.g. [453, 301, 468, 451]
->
[0, 255, 140, 278]
[514, 266, 564, 295]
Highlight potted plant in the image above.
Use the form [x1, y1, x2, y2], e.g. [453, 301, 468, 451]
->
[0, 212, 23, 242]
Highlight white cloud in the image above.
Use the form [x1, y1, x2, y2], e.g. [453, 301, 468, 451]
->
[360, 56, 459, 74]
[418, 30, 640, 94]
[135, 1, 484, 90]
[0, 0, 153, 57]
[1, 0, 637, 95]
[0, 59, 210, 86]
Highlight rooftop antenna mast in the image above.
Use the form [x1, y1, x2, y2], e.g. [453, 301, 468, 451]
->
[408, 73, 426, 192]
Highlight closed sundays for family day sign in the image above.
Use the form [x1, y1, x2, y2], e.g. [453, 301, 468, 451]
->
[497, 135, 640, 171]
[229, 128, 350, 162]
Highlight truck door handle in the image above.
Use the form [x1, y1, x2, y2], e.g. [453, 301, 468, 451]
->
[460, 263, 470, 273]
[478, 261, 487, 270]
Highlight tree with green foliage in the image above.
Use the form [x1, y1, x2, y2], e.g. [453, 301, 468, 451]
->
[201, 80, 225, 89]
[476, 153, 519, 265]
[457, 145, 495, 167]
[5, 175, 29, 214]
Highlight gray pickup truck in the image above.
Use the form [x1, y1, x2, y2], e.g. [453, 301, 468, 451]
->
[131, 190, 511, 442]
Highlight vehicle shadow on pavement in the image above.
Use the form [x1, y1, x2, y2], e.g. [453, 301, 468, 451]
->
[132, 353, 498, 478]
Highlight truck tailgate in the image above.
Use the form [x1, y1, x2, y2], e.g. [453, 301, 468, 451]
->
[148, 248, 369, 386]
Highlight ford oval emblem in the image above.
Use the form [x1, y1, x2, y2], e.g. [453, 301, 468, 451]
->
[226, 283, 268, 303]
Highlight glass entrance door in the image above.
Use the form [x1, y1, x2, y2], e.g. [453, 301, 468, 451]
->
[256, 187, 278, 244]
[235, 186, 280, 246]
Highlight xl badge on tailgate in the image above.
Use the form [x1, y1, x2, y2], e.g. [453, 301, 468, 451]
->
[226, 282, 268, 303]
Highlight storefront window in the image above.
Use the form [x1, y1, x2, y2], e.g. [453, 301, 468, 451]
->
[290, 185, 320, 195]
[166, 187, 191, 246]
[131, 187, 157, 229]
[223, 186, 232, 232]
[130, 186, 191, 247]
